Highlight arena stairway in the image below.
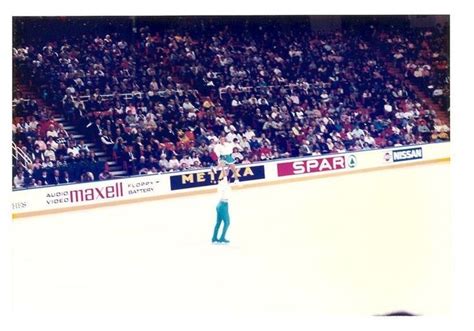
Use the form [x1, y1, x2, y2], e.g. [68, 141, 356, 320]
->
[384, 62, 450, 127]
[15, 83, 128, 178]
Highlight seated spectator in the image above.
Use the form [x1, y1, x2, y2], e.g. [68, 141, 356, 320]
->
[77, 140, 90, 154]
[31, 144, 44, 161]
[61, 171, 72, 184]
[42, 156, 54, 169]
[51, 169, 61, 185]
[240, 136, 251, 151]
[199, 150, 214, 167]
[38, 170, 50, 185]
[67, 141, 80, 158]
[299, 140, 312, 156]
[180, 155, 193, 169]
[46, 124, 58, 139]
[56, 132, 68, 147]
[158, 154, 170, 171]
[44, 144, 56, 161]
[249, 136, 261, 151]
[169, 155, 180, 171]
[13, 169, 25, 189]
[232, 147, 244, 163]
[46, 136, 58, 151]
[56, 154, 68, 168]
[81, 171, 94, 182]
[190, 152, 201, 167]
[241, 156, 252, 165]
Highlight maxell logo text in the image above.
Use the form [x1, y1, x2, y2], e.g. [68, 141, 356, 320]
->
[392, 148, 423, 162]
[70, 182, 124, 203]
[292, 157, 345, 174]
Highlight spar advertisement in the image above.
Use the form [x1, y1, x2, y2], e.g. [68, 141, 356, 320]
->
[276, 154, 357, 177]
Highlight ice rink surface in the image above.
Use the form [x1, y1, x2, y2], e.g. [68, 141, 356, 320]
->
[11, 161, 451, 316]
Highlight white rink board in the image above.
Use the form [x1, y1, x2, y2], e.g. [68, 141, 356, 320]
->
[12, 142, 450, 217]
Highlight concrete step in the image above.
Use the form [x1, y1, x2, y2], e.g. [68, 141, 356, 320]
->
[110, 171, 128, 176]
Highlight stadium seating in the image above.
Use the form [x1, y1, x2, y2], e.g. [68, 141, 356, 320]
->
[12, 18, 450, 189]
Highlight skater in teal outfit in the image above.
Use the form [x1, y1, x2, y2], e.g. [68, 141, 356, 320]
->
[212, 168, 231, 244]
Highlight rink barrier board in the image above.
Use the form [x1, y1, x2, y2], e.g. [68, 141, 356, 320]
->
[12, 142, 450, 219]
[12, 157, 450, 219]
[12, 156, 450, 219]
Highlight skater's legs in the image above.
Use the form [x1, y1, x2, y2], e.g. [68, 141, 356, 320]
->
[212, 205, 223, 242]
[229, 163, 239, 179]
[219, 203, 230, 241]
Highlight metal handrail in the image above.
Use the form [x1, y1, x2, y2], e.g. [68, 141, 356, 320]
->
[70, 88, 199, 103]
[12, 142, 32, 170]
[218, 82, 319, 99]
[12, 98, 31, 109]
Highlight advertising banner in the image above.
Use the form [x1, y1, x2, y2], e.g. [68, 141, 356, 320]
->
[276, 155, 350, 177]
[12, 174, 164, 214]
[170, 165, 266, 191]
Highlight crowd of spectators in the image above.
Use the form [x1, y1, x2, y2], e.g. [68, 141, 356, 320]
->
[12, 19, 450, 189]
[379, 24, 450, 111]
[12, 111, 106, 189]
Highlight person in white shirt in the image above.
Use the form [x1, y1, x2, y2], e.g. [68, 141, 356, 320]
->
[67, 143, 80, 158]
[211, 168, 232, 244]
[46, 125, 58, 139]
[231, 147, 244, 163]
[182, 98, 195, 111]
[44, 145, 56, 161]
[225, 128, 240, 143]
[168, 155, 180, 170]
[351, 126, 365, 139]
[364, 134, 376, 147]
[243, 127, 256, 141]
[213, 136, 240, 182]
[13, 170, 24, 189]
[180, 155, 194, 169]
[158, 154, 170, 171]
[240, 136, 251, 151]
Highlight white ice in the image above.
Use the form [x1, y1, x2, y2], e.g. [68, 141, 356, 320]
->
[11, 161, 451, 317]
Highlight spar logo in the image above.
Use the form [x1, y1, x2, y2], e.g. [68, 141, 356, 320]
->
[392, 147, 423, 162]
[277, 155, 346, 177]
[69, 182, 124, 203]
[347, 155, 357, 168]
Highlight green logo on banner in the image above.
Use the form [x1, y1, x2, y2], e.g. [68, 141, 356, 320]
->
[348, 155, 357, 168]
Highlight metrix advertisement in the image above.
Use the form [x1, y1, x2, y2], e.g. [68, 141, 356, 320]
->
[170, 165, 266, 190]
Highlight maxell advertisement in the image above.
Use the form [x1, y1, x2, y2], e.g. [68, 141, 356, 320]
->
[12, 176, 163, 213]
